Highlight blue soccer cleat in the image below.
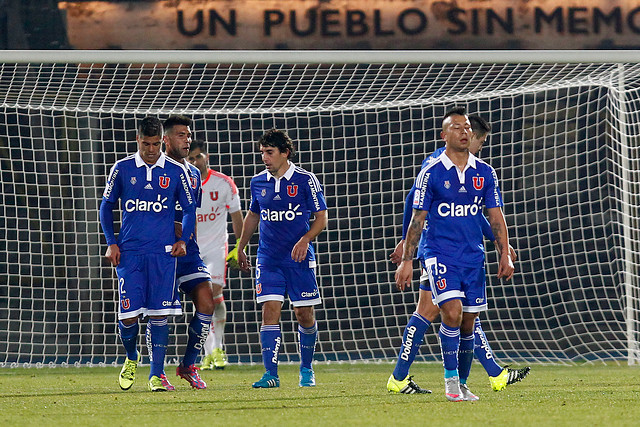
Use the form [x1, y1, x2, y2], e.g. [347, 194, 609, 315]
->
[252, 372, 280, 388]
[299, 367, 316, 387]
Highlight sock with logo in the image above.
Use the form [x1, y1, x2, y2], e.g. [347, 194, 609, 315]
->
[260, 324, 281, 377]
[298, 322, 318, 370]
[118, 320, 139, 361]
[458, 331, 475, 384]
[439, 322, 460, 378]
[392, 312, 431, 381]
[473, 317, 503, 377]
[146, 318, 169, 379]
[182, 312, 212, 367]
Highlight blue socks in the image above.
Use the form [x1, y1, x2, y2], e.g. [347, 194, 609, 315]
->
[298, 322, 318, 370]
[393, 312, 431, 381]
[260, 325, 282, 377]
[146, 318, 169, 379]
[183, 312, 213, 367]
[473, 317, 503, 377]
[439, 322, 460, 378]
[118, 320, 139, 360]
[458, 331, 475, 384]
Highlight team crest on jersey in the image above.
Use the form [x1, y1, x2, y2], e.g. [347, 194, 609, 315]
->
[190, 177, 198, 189]
[473, 177, 484, 190]
[261, 189, 266, 197]
[121, 298, 130, 310]
[287, 185, 298, 197]
[210, 191, 218, 201]
[130, 177, 136, 185]
[444, 180, 451, 189]
[159, 176, 170, 189]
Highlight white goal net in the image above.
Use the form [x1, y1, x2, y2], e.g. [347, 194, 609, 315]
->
[1, 51, 639, 367]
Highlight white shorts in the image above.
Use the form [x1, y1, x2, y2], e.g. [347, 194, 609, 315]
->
[201, 242, 228, 288]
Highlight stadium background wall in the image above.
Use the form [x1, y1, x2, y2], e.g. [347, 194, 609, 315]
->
[0, 60, 638, 366]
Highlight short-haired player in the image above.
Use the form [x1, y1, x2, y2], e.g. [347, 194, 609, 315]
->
[388, 112, 529, 397]
[187, 139, 243, 370]
[394, 108, 515, 401]
[100, 116, 196, 392]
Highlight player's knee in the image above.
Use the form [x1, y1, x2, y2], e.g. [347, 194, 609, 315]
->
[418, 304, 440, 322]
[121, 317, 138, 326]
[262, 301, 282, 324]
[293, 306, 315, 327]
[440, 304, 463, 326]
[192, 281, 215, 314]
[461, 313, 478, 334]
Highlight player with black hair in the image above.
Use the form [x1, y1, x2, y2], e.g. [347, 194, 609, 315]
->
[236, 128, 328, 388]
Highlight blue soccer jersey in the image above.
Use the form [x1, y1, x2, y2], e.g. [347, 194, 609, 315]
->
[101, 152, 196, 254]
[174, 161, 203, 261]
[412, 151, 503, 267]
[249, 162, 327, 268]
[402, 147, 495, 258]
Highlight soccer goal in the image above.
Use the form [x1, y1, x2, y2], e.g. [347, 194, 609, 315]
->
[1, 50, 640, 367]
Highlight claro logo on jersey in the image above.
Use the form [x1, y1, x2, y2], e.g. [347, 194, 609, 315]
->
[261, 203, 303, 221]
[437, 196, 483, 217]
[125, 195, 168, 213]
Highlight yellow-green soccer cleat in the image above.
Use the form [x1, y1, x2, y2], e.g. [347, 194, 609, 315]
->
[118, 352, 141, 390]
[489, 366, 531, 391]
[200, 354, 214, 370]
[148, 375, 168, 392]
[212, 348, 228, 370]
[387, 374, 432, 394]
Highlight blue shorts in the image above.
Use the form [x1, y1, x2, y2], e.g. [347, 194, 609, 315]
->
[255, 261, 321, 307]
[176, 256, 212, 295]
[115, 252, 182, 320]
[420, 257, 487, 313]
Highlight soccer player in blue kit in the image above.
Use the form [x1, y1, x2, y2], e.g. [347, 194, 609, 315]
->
[236, 128, 328, 388]
[395, 108, 515, 401]
[161, 115, 210, 390]
[100, 116, 196, 392]
[388, 113, 529, 397]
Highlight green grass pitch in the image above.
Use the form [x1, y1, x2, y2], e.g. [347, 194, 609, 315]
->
[1, 363, 639, 426]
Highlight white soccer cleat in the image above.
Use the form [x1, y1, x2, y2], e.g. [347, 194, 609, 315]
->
[445, 376, 464, 402]
[460, 383, 479, 401]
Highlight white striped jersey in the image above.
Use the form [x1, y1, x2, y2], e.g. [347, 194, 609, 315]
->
[196, 168, 241, 257]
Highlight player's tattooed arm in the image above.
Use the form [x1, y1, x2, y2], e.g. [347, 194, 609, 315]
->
[402, 209, 427, 261]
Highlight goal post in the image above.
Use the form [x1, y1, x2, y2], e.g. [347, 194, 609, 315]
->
[1, 50, 639, 367]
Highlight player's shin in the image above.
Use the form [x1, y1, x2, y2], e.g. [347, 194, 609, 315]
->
[392, 312, 430, 381]
[212, 301, 226, 349]
[473, 318, 503, 377]
[439, 322, 461, 378]
[260, 324, 282, 376]
[146, 318, 169, 379]
[118, 320, 139, 360]
[298, 322, 318, 370]
[458, 332, 475, 383]
[183, 312, 213, 367]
